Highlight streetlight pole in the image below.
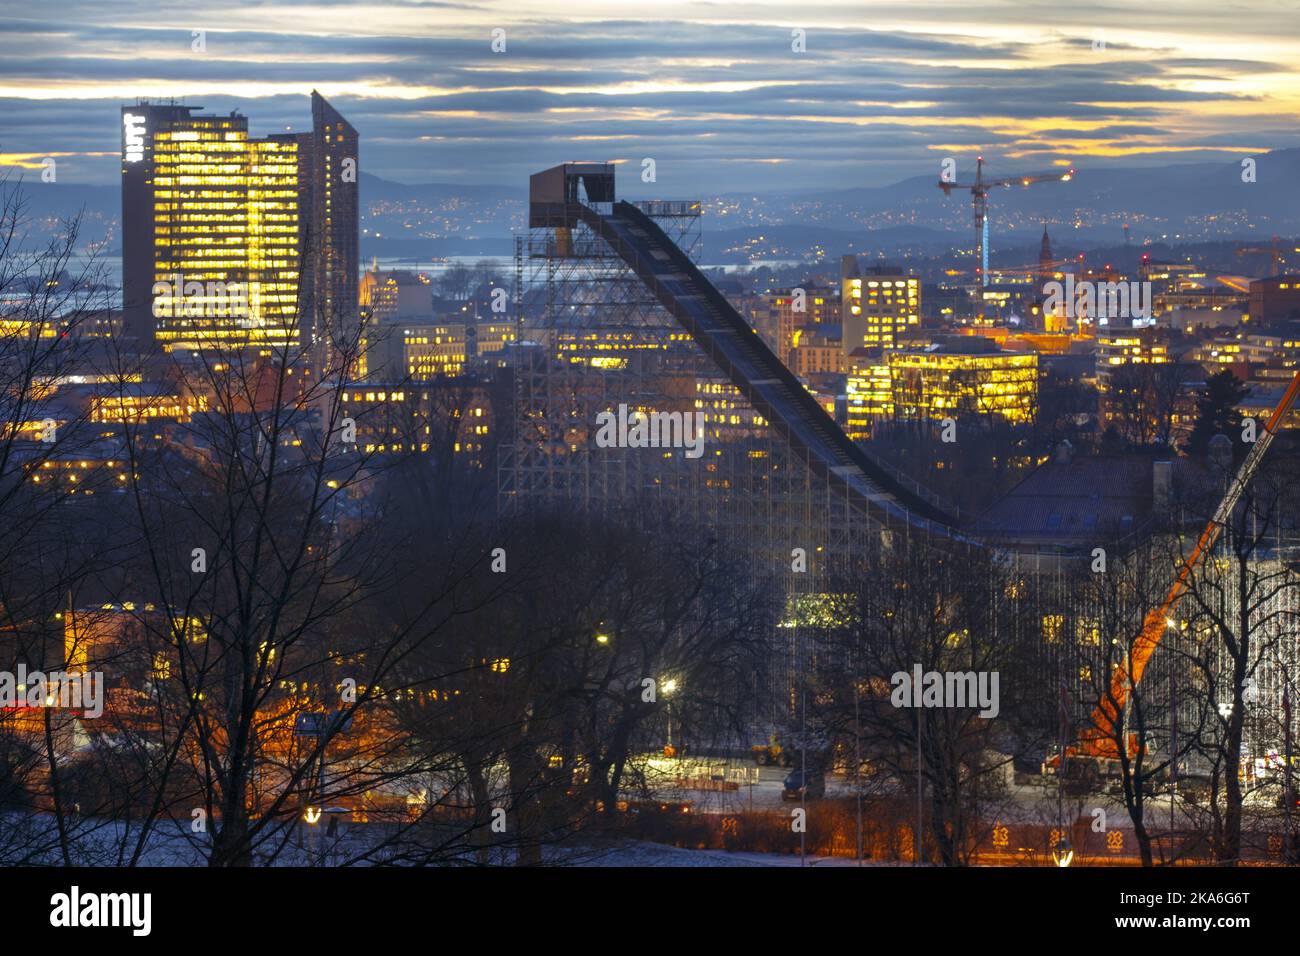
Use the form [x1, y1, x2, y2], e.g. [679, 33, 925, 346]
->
[1170, 661, 1178, 859]
[1281, 665, 1296, 863]
[855, 677, 862, 865]
[800, 677, 807, 867]
[661, 677, 678, 757]
[915, 710, 923, 867]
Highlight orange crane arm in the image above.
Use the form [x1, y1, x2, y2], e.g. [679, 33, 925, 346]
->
[1083, 367, 1300, 757]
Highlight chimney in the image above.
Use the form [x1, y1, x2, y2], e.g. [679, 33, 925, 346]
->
[1152, 459, 1172, 512]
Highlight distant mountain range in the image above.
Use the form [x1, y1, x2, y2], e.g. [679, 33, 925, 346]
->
[10, 148, 1299, 266]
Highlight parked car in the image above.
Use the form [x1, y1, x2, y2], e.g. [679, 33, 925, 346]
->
[781, 768, 825, 801]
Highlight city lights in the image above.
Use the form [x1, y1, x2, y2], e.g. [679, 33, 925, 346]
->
[0, 3, 1297, 925]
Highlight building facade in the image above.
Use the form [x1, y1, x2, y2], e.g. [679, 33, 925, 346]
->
[120, 91, 358, 353]
[841, 258, 920, 356]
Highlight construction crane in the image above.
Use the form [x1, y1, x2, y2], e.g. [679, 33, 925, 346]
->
[938, 156, 1075, 287]
[1049, 366, 1300, 780]
[979, 256, 1076, 280]
[1236, 236, 1284, 277]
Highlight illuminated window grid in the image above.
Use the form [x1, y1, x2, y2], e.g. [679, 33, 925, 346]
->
[404, 326, 467, 379]
[847, 278, 919, 351]
[150, 121, 301, 351]
[887, 352, 1038, 424]
[845, 362, 893, 439]
[340, 388, 489, 456]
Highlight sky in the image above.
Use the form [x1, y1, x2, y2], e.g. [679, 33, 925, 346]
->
[1, 0, 1299, 193]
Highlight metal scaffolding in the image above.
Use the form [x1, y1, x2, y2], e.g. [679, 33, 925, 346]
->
[496, 163, 1300, 777]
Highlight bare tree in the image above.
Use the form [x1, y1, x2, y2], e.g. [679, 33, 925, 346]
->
[816, 540, 1035, 865]
[1073, 541, 1206, 865]
[1175, 453, 1300, 864]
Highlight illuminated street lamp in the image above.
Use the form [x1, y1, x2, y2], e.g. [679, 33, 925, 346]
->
[1052, 838, 1074, 867]
[662, 677, 679, 757]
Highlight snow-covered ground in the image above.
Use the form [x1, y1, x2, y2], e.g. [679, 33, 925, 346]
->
[550, 839, 897, 867]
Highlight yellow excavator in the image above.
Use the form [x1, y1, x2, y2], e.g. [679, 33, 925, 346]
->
[752, 732, 793, 767]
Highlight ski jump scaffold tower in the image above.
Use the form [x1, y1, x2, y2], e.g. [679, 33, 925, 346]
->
[502, 162, 962, 565]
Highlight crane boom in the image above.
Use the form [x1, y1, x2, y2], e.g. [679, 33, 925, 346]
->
[1235, 236, 1283, 277]
[938, 156, 1074, 286]
[1082, 367, 1300, 756]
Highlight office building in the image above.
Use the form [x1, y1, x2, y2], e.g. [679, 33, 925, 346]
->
[1248, 275, 1300, 325]
[120, 91, 358, 352]
[889, 341, 1038, 424]
[841, 258, 920, 356]
[298, 91, 360, 345]
[360, 269, 431, 324]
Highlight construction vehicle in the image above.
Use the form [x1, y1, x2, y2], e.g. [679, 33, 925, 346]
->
[751, 729, 832, 768]
[938, 155, 1075, 286]
[1047, 366, 1300, 780]
[751, 732, 793, 767]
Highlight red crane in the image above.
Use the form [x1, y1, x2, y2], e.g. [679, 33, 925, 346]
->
[1050, 367, 1300, 777]
[938, 156, 1075, 286]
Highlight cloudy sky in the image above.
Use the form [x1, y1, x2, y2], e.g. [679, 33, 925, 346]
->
[1, 0, 1298, 192]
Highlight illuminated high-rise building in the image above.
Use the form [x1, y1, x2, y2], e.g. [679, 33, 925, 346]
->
[121, 92, 358, 353]
[841, 258, 920, 356]
[121, 104, 300, 350]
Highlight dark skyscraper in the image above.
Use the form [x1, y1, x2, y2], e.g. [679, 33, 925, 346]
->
[298, 91, 360, 350]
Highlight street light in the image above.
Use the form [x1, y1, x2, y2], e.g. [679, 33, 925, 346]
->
[1052, 838, 1074, 867]
[662, 677, 679, 756]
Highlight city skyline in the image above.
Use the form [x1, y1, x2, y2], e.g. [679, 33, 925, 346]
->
[3, 0, 1300, 191]
[2, 0, 1300, 911]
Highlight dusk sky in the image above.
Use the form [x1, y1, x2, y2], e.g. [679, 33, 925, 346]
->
[2, 0, 1299, 192]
